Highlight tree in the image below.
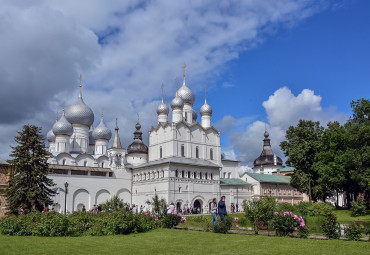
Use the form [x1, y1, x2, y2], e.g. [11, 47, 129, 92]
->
[101, 195, 125, 212]
[6, 125, 55, 214]
[146, 194, 167, 218]
[314, 121, 347, 203]
[243, 196, 276, 234]
[280, 120, 324, 201]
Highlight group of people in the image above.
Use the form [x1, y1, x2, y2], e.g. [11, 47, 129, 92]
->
[125, 203, 145, 214]
[210, 196, 228, 227]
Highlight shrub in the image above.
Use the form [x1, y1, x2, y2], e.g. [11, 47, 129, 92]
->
[161, 213, 181, 228]
[67, 212, 97, 236]
[321, 214, 341, 239]
[344, 223, 362, 241]
[277, 203, 295, 213]
[243, 196, 276, 234]
[32, 211, 69, 236]
[213, 216, 233, 234]
[350, 197, 367, 217]
[270, 211, 307, 237]
[101, 195, 126, 212]
[295, 202, 313, 216]
[307, 203, 334, 217]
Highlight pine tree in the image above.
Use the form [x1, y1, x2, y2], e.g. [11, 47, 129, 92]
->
[6, 125, 55, 214]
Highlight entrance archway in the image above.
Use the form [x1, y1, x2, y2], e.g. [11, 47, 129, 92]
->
[193, 199, 202, 214]
[176, 202, 182, 213]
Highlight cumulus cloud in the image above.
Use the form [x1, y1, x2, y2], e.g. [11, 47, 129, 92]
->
[0, 1, 328, 159]
[229, 87, 348, 166]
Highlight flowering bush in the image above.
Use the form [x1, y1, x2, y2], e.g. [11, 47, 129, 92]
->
[321, 214, 341, 239]
[213, 216, 239, 234]
[270, 211, 307, 237]
[161, 212, 186, 228]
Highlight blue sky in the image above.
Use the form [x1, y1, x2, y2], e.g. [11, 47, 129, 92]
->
[0, 0, 368, 166]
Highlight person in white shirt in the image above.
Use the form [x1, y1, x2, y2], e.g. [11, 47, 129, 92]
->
[210, 198, 218, 227]
[167, 202, 175, 214]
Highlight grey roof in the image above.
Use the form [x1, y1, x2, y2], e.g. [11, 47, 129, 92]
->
[171, 91, 184, 109]
[49, 164, 112, 172]
[254, 131, 283, 167]
[127, 122, 148, 154]
[93, 117, 112, 141]
[65, 95, 94, 127]
[177, 81, 195, 105]
[130, 157, 221, 169]
[52, 115, 73, 136]
[47, 129, 56, 142]
[112, 123, 122, 149]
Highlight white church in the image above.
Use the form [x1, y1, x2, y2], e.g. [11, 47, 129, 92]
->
[46, 68, 253, 214]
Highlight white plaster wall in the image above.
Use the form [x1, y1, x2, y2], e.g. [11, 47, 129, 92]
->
[70, 125, 89, 153]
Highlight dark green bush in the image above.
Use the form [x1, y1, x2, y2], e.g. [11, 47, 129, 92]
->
[213, 216, 232, 234]
[295, 202, 313, 216]
[161, 213, 181, 228]
[33, 212, 69, 236]
[277, 203, 295, 213]
[344, 223, 362, 241]
[243, 196, 276, 234]
[307, 203, 334, 217]
[350, 197, 367, 217]
[321, 214, 341, 239]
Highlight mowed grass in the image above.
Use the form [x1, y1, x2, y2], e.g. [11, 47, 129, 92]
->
[334, 210, 370, 223]
[1, 228, 369, 255]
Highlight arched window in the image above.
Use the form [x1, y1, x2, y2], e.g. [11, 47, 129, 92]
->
[181, 144, 185, 157]
[188, 171, 191, 178]
[211, 173, 213, 180]
[196, 146, 199, 158]
[200, 172, 202, 179]
[160, 146, 163, 158]
[194, 172, 197, 179]
[84, 161, 87, 167]
[175, 170, 178, 177]
[210, 148, 213, 160]
[205, 173, 208, 179]
[62, 159, 66, 165]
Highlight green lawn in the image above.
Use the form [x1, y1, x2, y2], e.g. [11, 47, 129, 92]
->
[334, 210, 370, 223]
[1, 228, 369, 255]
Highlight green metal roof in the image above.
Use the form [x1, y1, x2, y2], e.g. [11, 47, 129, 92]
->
[220, 178, 251, 186]
[272, 166, 295, 173]
[246, 173, 291, 184]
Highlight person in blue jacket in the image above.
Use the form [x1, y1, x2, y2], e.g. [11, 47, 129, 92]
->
[218, 196, 227, 221]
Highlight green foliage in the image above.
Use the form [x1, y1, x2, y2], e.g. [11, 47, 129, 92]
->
[6, 125, 55, 214]
[295, 202, 313, 216]
[277, 203, 295, 213]
[213, 216, 232, 234]
[146, 194, 167, 219]
[161, 213, 181, 228]
[280, 120, 324, 201]
[101, 195, 125, 212]
[344, 223, 362, 241]
[270, 211, 307, 237]
[321, 214, 341, 239]
[350, 196, 367, 217]
[307, 203, 334, 217]
[243, 197, 276, 234]
[0, 211, 157, 236]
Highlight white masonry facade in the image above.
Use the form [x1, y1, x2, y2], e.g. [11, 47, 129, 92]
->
[46, 70, 252, 214]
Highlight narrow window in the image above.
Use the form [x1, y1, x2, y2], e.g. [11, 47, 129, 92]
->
[210, 148, 213, 160]
[84, 161, 87, 167]
[102, 162, 104, 168]
[205, 173, 208, 179]
[200, 172, 202, 179]
[160, 146, 163, 158]
[211, 173, 213, 180]
[62, 159, 66, 165]
[196, 146, 199, 158]
[182, 170, 184, 178]
[194, 172, 197, 179]
[175, 170, 178, 177]
[188, 171, 191, 178]
[181, 144, 185, 157]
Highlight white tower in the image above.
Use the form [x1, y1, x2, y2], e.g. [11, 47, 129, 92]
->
[200, 87, 212, 129]
[171, 89, 184, 123]
[108, 119, 125, 168]
[93, 113, 112, 156]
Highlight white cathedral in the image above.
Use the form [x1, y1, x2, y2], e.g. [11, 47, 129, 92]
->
[46, 69, 253, 214]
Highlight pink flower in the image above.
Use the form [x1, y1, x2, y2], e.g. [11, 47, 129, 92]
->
[180, 217, 186, 223]
[293, 215, 298, 219]
[300, 222, 305, 228]
[294, 227, 298, 231]
[274, 211, 278, 215]
[177, 213, 182, 217]
[171, 211, 176, 215]
[144, 212, 148, 215]
[233, 217, 239, 222]
[235, 224, 239, 228]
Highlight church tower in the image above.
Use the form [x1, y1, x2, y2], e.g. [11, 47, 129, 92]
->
[177, 64, 195, 124]
[108, 119, 125, 168]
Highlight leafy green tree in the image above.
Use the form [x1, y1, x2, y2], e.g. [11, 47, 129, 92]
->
[146, 194, 167, 218]
[243, 196, 276, 234]
[101, 195, 125, 212]
[343, 99, 370, 205]
[280, 120, 324, 201]
[6, 125, 55, 214]
[314, 121, 347, 202]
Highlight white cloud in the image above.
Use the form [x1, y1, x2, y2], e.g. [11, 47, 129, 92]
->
[229, 87, 348, 166]
[0, 1, 329, 159]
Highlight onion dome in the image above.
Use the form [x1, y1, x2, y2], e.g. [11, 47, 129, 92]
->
[47, 129, 56, 142]
[65, 82, 94, 127]
[253, 130, 283, 167]
[192, 109, 198, 122]
[177, 65, 195, 105]
[89, 125, 95, 145]
[200, 90, 212, 116]
[92, 114, 112, 141]
[52, 110, 73, 136]
[157, 102, 169, 115]
[127, 122, 148, 154]
[171, 90, 184, 109]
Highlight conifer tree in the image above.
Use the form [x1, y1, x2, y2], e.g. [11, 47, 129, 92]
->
[6, 125, 55, 214]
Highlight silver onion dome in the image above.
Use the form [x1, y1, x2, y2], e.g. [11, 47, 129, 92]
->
[52, 113, 73, 136]
[65, 96, 94, 127]
[156, 102, 169, 115]
[47, 129, 56, 142]
[171, 91, 184, 109]
[200, 101, 212, 116]
[192, 109, 198, 122]
[177, 82, 195, 105]
[92, 115, 112, 141]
